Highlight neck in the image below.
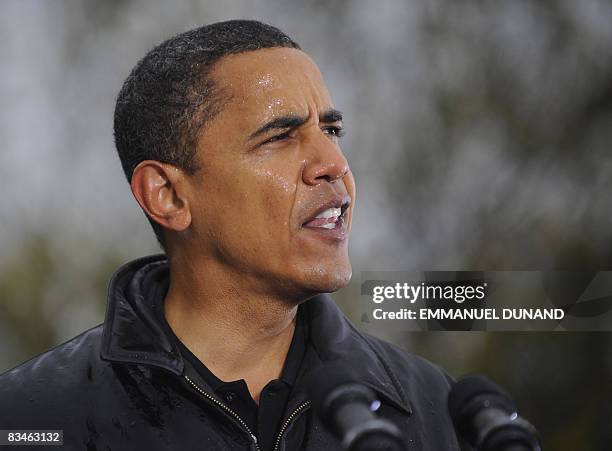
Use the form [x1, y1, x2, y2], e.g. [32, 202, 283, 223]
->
[164, 252, 300, 403]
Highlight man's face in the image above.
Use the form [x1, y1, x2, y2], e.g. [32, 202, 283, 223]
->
[183, 47, 355, 299]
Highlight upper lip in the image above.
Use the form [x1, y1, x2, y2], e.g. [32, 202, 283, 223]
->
[301, 195, 352, 226]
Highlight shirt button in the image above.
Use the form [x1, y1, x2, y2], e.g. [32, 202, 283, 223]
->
[224, 392, 236, 403]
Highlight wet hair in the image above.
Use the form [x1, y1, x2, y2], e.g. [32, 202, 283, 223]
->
[113, 20, 300, 249]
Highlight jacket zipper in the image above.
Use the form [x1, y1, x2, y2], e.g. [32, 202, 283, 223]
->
[184, 375, 261, 451]
[272, 401, 311, 451]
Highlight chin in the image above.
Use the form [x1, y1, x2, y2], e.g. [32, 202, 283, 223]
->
[299, 260, 353, 294]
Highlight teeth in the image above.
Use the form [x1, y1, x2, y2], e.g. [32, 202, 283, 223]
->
[315, 207, 341, 219]
[320, 222, 336, 229]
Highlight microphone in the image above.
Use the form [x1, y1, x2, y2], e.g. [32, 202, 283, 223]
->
[448, 375, 542, 451]
[305, 363, 403, 451]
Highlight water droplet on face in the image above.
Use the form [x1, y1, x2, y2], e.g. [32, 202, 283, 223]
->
[253, 168, 293, 194]
[265, 98, 284, 114]
[257, 74, 274, 88]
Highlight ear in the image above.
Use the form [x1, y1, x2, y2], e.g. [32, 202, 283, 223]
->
[130, 160, 192, 233]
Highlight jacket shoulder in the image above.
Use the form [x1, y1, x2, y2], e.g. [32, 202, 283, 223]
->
[0, 325, 106, 427]
[1, 324, 104, 379]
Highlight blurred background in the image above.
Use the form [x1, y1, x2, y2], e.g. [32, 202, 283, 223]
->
[1, 0, 611, 449]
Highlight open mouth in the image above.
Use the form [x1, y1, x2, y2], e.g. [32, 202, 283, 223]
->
[302, 200, 350, 230]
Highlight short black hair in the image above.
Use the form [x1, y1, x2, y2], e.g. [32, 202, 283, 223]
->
[113, 20, 300, 249]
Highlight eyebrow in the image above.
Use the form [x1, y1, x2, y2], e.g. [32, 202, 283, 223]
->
[248, 108, 343, 140]
[320, 108, 343, 123]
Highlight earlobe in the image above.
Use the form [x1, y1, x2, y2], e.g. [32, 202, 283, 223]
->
[130, 161, 192, 232]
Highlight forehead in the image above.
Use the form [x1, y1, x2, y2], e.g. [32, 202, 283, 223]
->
[209, 47, 334, 121]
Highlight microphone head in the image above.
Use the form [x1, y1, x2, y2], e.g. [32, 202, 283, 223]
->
[448, 374, 516, 424]
[448, 375, 541, 451]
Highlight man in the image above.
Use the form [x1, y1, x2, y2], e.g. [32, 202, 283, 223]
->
[0, 20, 462, 450]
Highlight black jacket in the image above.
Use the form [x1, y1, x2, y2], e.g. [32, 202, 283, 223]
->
[0, 254, 462, 450]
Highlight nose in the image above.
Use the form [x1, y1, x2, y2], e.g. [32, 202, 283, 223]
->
[302, 134, 350, 185]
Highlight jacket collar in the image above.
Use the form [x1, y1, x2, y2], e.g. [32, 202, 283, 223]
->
[100, 254, 181, 374]
[100, 255, 411, 414]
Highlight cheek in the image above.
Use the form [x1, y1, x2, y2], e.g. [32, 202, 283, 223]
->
[249, 165, 298, 226]
[191, 152, 300, 246]
[252, 167, 295, 195]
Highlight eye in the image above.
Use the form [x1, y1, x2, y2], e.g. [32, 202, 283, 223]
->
[322, 125, 345, 139]
[262, 130, 293, 145]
